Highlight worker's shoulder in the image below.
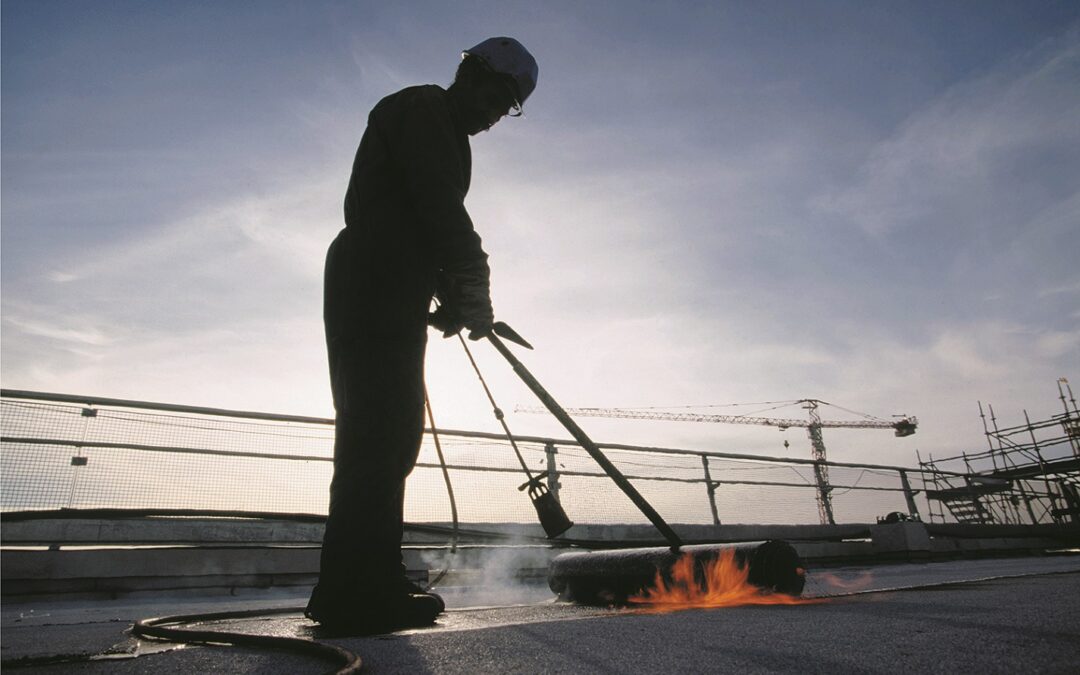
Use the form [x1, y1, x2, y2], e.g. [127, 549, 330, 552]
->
[373, 84, 450, 118]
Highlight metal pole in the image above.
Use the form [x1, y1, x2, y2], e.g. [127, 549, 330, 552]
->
[1058, 378, 1080, 459]
[1022, 409, 1060, 521]
[1015, 480, 1039, 524]
[1062, 483, 1080, 526]
[701, 454, 721, 526]
[899, 470, 920, 519]
[545, 442, 561, 500]
[67, 406, 95, 509]
[487, 333, 684, 550]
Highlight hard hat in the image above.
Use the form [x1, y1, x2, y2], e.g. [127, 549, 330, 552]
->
[463, 37, 539, 107]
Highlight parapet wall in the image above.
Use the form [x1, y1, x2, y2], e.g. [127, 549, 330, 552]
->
[3, 512, 1076, 598]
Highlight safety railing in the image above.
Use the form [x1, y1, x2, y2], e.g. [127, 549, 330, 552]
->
[1, 390, 940, 531]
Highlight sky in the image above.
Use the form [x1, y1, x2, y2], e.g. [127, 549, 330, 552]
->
[3, 0, 1078, 470]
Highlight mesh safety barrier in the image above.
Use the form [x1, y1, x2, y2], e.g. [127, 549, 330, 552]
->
[1, 393, 932, 532]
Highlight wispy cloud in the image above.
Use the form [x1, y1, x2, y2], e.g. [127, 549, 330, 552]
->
[46, 271, 79, 284]
[1036, 330, 1080, 358]
[1038, 279, 1080, 298]
[816, 32, 1080, 238]
[3, 313, 114, 347]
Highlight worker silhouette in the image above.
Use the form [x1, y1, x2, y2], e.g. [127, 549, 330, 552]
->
[307, 38, 539, 633]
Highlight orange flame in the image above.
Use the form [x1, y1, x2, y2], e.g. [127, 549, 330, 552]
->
[627, 549, 822, 613]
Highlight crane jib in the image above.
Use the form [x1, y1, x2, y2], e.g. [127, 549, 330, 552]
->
[518, 406, 918, 436]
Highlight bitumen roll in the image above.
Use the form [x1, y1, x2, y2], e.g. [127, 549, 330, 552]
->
[548, 540, 806, 605]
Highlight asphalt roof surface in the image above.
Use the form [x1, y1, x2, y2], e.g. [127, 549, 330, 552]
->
[3, 555, 1079, 673]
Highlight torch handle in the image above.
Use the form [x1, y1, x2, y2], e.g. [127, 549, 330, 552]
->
[487, 333, 683, 551]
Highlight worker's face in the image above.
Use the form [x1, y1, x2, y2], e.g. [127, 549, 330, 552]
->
[463, 78, 518, 135]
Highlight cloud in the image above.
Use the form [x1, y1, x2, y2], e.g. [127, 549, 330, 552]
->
[7, 172, 342, 343]
[54, 179, 336, 288]
[2, 173, 342, 414]
[3, 312, 115, 347]
[928, 329, 1012, 381]
[1036, 330, 1080, 358]
[1038, 279, 1080, 298]
[46, 271, 79, 284]
[2, 311, 331, 416]
[816, 31, 1080, 238]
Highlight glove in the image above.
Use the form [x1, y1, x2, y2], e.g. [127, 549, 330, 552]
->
[428, 303, 464, 338]
[433, 258, 494, 340]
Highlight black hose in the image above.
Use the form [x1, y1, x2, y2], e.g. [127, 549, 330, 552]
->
[123, 328, 541, 671]
[124, 363, 465, 674]
[457, 334, 536, 479]
[424, 387, 459, 590]
[131, 606, 360, 674]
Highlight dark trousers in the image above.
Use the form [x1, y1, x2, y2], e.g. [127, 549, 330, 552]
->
[317, 336, 426, 592]
[316, 231, 429, 595]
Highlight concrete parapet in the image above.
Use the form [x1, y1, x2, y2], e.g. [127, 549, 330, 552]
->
[871, 522, 932, 555]
[4, 513, 1077, 597]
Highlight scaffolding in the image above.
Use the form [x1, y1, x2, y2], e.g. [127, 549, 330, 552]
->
[920, 378, 1080, 525]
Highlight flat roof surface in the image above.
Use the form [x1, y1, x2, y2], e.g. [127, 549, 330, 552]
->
[4, 554, 1079, 673]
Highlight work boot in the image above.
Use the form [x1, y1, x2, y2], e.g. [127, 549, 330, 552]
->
[398, 577, 446, 613]
[305, 584, 442, 634]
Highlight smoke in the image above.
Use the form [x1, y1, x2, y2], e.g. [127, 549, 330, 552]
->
[420, 542, 560, 609]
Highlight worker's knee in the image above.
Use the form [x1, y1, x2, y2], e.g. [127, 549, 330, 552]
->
[333, 405, 424, 477]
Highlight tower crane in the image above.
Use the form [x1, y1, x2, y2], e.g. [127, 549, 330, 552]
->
[517, 399, 917, 525]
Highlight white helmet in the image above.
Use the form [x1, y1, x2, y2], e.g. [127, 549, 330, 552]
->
[463, 37, 539, 108]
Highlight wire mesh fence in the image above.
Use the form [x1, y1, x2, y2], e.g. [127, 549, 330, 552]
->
[1, 391, 934, 532]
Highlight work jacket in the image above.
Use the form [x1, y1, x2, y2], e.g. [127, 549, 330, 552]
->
[327, 85, 488, 341]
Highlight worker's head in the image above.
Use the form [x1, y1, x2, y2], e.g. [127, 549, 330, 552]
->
[452, 37, 538, 135]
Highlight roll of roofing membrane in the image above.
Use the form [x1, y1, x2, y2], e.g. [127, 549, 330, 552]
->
[548, 540, 806, 605]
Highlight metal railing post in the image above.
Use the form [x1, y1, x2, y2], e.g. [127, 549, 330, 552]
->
[67, 406, 96, 508]
[701, 454, 721, 525]
[545, 442, 561, 500]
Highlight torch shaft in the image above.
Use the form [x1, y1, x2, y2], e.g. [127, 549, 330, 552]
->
[487, 333, 684, 550]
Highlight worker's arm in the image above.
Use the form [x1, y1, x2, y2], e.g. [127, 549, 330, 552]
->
[392, 88, 492, 337]
[392, 88, 485, 266]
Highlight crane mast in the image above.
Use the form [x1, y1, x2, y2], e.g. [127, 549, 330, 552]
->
[804, 400, 834, 525]
[516, 399, 917, 526]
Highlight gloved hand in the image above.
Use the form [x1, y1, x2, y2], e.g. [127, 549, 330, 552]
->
[428, 303, 464, 338]
[433, 258, 494, 340]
